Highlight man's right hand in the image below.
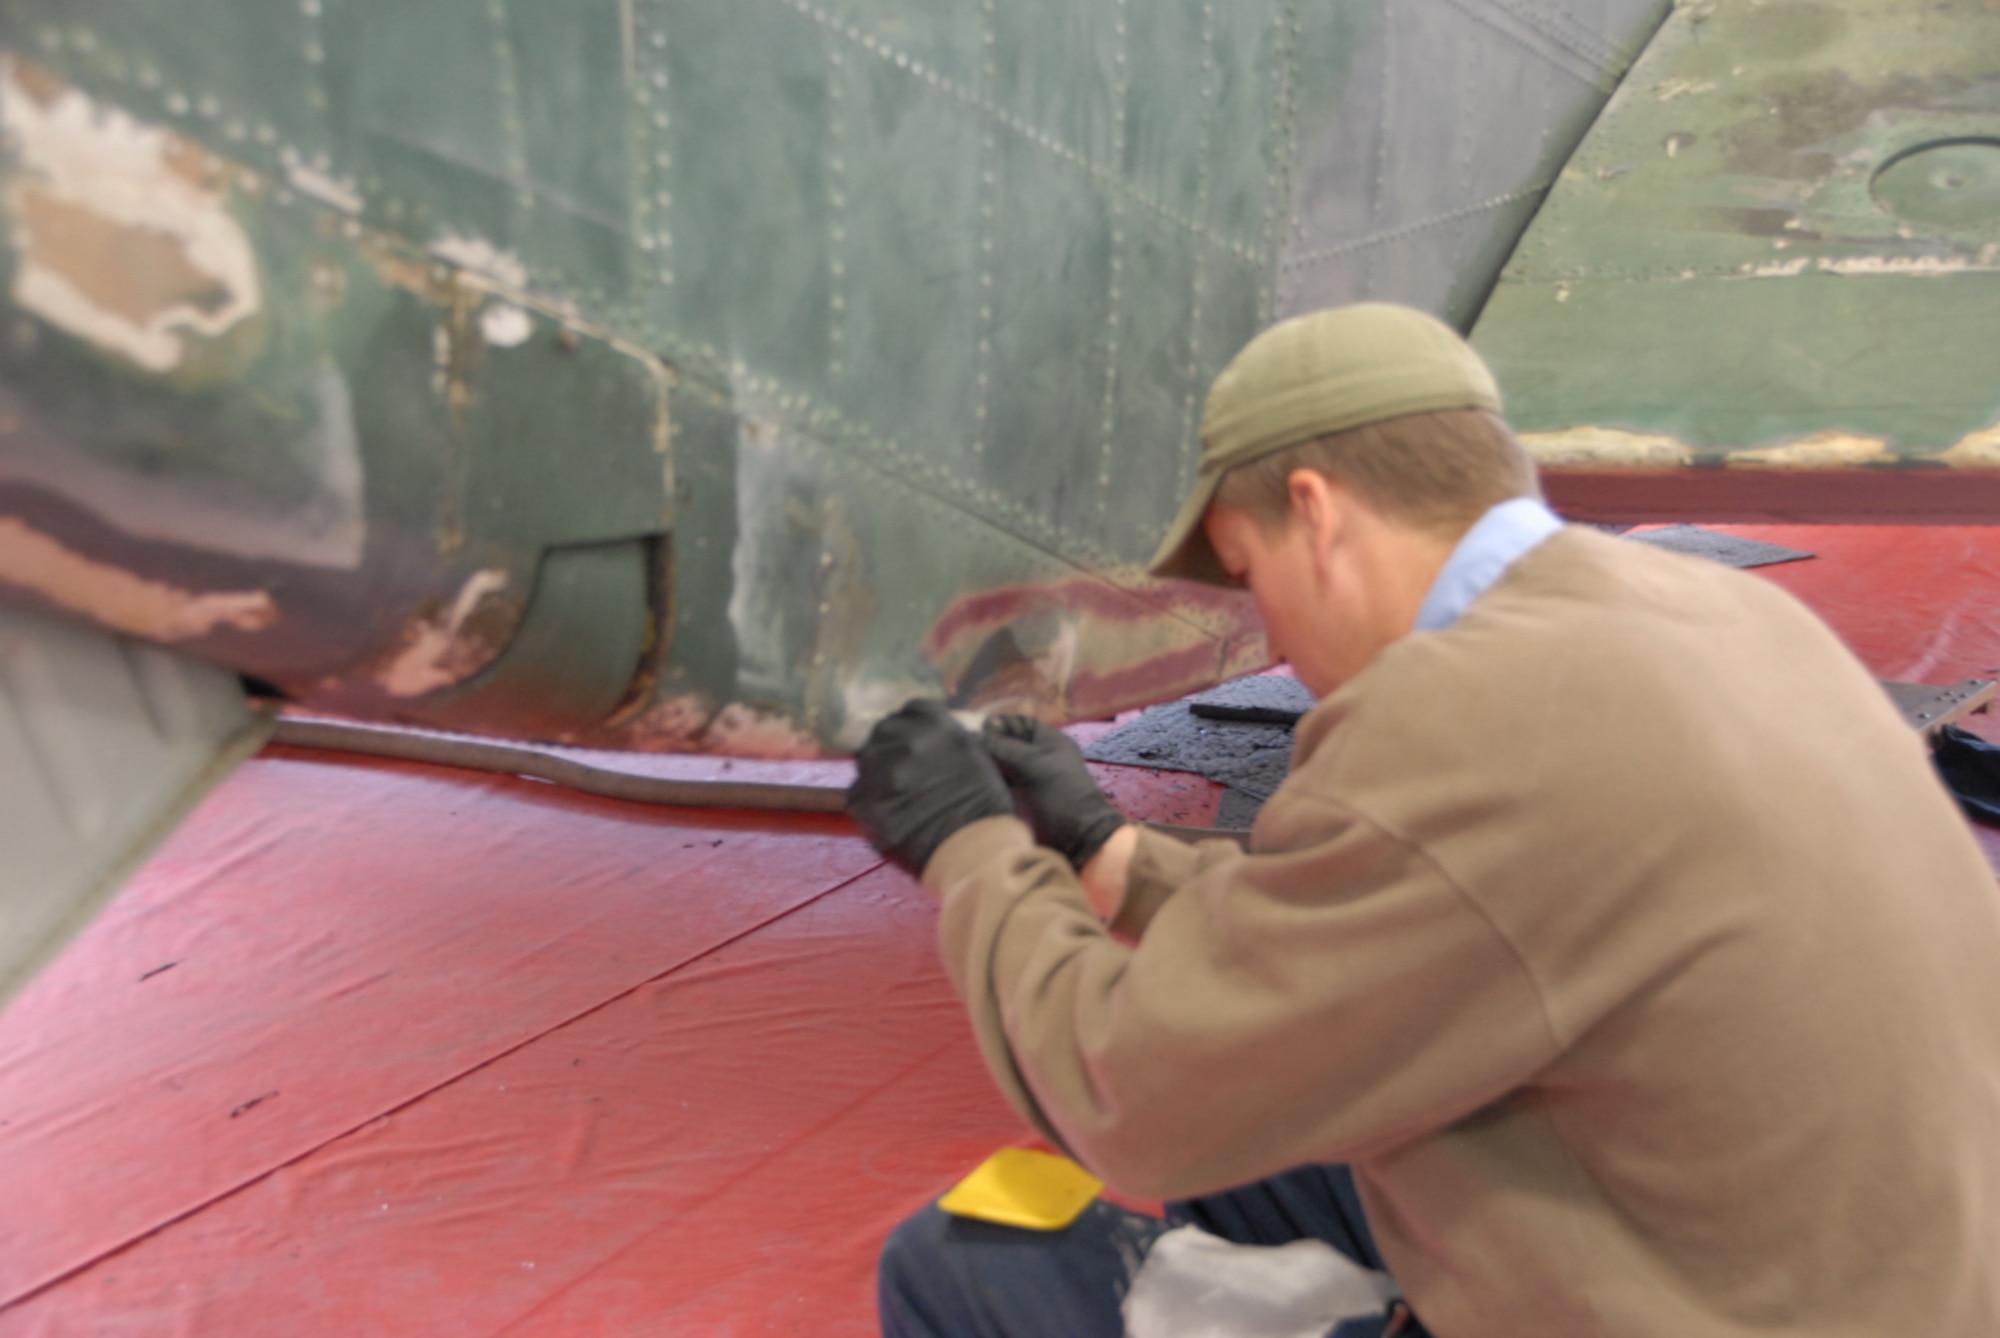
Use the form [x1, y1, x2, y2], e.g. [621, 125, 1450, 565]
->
[979, 716, 1128, 871]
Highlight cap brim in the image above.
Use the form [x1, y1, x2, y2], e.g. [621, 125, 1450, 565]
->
[1146, 469, 1240, 587]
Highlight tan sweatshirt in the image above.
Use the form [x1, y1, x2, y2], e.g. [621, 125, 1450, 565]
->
[926, 526, 2000, 1338]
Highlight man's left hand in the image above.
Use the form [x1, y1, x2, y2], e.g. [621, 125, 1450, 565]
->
[848, 700, 1015, 875]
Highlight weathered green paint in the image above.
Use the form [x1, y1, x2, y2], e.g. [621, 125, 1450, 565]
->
[1473, 0, 2000, 517]
[0, 1, 1669, 752]
[416, 538, 656, 738]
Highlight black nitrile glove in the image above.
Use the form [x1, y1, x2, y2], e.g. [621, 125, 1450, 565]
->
[848, 700, 1015, 874]
[980, 715, 1127, 870]
[1934, 724, 2000, 826]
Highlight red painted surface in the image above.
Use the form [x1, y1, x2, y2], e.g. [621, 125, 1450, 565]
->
[1709, 525, 2000, 692]
[3, 523, 1997, 1335]
[1548, 469, 2000, 528]
[0, 739, 1218, 1335]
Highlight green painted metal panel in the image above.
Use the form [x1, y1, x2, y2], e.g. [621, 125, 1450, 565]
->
[0, 0, 1671, 753]
[1474, 0, 2000, 485]
[415, 537, 655, 738]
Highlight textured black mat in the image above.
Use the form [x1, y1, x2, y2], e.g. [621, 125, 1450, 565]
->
[1187, 675, 1317, 726]
[1083, 702, 1295, 802]
[1624, 525, 1813, 569]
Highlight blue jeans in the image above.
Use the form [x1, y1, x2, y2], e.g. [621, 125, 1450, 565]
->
[879, 1165, 1426, 1337]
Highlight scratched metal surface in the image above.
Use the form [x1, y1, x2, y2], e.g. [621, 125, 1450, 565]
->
[1473, 0, 2000, 524]
[0, 0, 1667, 754]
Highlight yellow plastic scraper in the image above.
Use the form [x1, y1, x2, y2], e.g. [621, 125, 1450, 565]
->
[938, 1147, 1104, 1231]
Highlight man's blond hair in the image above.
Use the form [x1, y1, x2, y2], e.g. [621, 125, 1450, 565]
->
[1212, 407, 1541, 537]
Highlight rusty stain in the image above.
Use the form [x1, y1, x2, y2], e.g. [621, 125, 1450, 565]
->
[370, 568, 517, 697]
[0, 517, 275, 640]
[1, 58, 262, 375]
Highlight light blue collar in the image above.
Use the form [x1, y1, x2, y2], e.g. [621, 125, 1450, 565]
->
[1412, 497, 1564, 632]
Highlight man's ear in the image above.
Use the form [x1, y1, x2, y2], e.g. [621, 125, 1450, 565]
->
[1286, 469, 1348, 553]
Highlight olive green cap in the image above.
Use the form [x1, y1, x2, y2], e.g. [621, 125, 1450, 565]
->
[1147, 302, 1503, 586]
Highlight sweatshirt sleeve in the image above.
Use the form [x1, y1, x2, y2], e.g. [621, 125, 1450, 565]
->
[924, 794, 1563, 1202]
[1110, 826, 1243, 939]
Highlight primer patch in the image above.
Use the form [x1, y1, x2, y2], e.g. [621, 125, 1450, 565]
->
[1, 59, 262, 373]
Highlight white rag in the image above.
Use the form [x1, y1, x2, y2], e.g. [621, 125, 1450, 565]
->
[1123, 1224, 1401, 1338]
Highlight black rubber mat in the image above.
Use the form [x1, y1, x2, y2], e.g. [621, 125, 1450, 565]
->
[1083, 703, 1295, 802]
[1186, 675, 1317, 726]
[1625, 525, 1813, 569]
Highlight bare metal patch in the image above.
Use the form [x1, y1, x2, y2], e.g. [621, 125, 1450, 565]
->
[1, 59, 261, 374]
[478, 300, 534, 348]
[0, 517, 274, 639]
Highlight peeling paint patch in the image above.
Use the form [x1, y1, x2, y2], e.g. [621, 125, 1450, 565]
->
[924, 574, 1264, 725]
[833, 678, 938, 752]
[430, 233, 529, 289]
[1654, 77, 1716, 101]
[1522, 427, 1695, 469]
[1938, 421, 2000, 469]
[1811, 254, 1982, 277]
[1744, 257, 1812, 278]
[478, 301, 534, 349]
[0, 516, 275, 640]
[1527, 421, 2000, 472]
[1729, 432, 1895, 469]
[700, 703, 823, 759]
[1, 59, 262, 373]
[623, 694, 716, 751]
[375, 568, 513, 697]
[284, 161, 362, 215]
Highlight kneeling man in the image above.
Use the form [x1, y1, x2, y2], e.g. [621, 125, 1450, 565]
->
[849, 304, 2000, 1338]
